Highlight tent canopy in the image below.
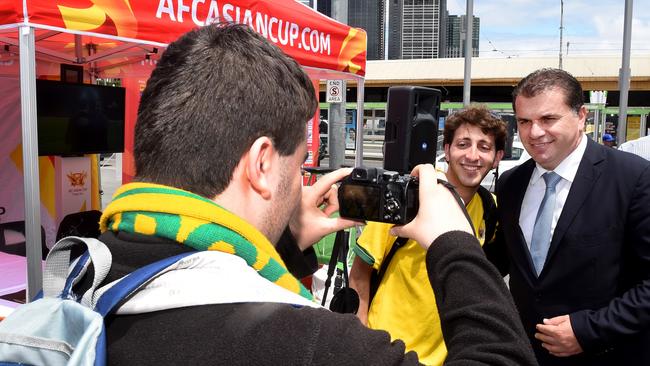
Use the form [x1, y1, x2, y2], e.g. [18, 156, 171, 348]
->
[1, 0, 366, 78]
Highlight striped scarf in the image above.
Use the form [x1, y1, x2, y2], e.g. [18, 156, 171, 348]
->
[99, 182, 313, 301]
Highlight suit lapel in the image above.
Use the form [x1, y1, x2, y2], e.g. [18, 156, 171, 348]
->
[543, 139, 605, 270]
[504, 159, 539, 281]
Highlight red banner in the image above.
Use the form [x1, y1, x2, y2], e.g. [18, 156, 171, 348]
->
[14, 0, 366, 76]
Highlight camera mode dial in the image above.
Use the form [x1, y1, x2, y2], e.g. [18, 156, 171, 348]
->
[385, 197, 400, 213]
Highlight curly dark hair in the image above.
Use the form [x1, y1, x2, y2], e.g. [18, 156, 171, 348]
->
[443, 105, 508, 152]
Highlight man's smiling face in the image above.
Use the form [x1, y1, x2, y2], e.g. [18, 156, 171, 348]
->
[515, 86, 585, 171]
[444, 123, 500, 190]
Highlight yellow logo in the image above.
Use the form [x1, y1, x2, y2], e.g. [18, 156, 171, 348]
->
[337, 28, 366, 75]
[67, 171, 88, 187]
[57, 0, 137, 38]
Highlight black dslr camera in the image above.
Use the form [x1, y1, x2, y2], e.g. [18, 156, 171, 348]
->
[338, 167, 418, 225]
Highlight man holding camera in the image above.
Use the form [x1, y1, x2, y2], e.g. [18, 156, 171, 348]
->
[72, 23, 538, 365]
[349, 106, 507, 365]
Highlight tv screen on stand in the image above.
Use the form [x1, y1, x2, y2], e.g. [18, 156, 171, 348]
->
[36, 80, 126, 156]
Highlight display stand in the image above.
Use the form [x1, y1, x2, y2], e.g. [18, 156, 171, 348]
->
[54, 156, 92, 227]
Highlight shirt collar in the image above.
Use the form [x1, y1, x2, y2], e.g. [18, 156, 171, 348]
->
[530, 134, 588, 186]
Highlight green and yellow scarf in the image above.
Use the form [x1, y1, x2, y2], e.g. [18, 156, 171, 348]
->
[100, 182, 313, 301]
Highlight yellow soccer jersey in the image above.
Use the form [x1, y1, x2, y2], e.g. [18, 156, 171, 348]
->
[354, 192, 490, 365]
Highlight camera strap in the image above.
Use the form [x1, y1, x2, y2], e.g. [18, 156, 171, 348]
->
[369, 179, 477, 305]
[321, 230, 348, 307]
[322, 230, 360, 314]
[437, 179, 477, 236]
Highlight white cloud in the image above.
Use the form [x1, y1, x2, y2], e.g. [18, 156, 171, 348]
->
[447, 0, 650, 57]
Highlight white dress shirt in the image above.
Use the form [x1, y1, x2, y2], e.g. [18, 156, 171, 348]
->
[519, 135, 588, 250]
[619, 135, 650, 161]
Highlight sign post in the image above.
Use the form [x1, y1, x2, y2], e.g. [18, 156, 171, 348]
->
[327, 78, 346, 168]
[326, 80, 343, 103]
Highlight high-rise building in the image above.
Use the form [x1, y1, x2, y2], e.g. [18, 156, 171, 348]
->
[446, 14, 480, 57]
[388, 0, 447, 59]
[348, 1, 385, 60]
[387, 0, 402, 59]
[297, 0, 314, 8]
[315, 0, 385, 60]
[317, 0, 332, 17]
[315, 0, 448, 60]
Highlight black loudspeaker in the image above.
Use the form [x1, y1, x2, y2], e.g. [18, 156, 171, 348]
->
[383, 86, 442, 174]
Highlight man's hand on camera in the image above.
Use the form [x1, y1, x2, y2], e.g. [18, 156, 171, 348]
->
[389, 164, 472, 248]
[290, 168, 360, 251]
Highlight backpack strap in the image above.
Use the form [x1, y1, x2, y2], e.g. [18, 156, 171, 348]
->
[93, 252, 194, 316]
[43, 236, 197, 317]
[477, 186, 497, 243]
[42, 236, 113, 302]
[105, 251, 320, 313]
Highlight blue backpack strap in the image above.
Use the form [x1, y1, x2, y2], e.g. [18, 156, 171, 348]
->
[43, 236, 112, 300]
[94, 252, 196, 317]
[61, 251, 91, 298]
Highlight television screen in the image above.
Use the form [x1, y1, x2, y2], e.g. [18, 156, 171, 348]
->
[36, 80, 126, 156]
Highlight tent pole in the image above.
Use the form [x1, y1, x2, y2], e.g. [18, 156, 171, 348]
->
[355, 79, 364, 167]
[19, 25, 43, 301]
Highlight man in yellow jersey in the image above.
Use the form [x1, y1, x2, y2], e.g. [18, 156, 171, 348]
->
[349, 105, 507, 365]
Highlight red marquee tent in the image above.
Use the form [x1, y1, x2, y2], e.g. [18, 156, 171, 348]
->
[0, 0, 367, 299]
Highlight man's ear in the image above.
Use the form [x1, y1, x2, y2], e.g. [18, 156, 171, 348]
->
[493, 150, 505, 169]
[443, 144, 451, 163]
[246, 136, 277, 200]
[578, 105, 587, 130]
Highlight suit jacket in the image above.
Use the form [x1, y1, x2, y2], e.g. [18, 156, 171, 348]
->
[487, 139, 650, 366]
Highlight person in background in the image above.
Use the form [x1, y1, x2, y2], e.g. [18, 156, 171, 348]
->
[484, 68, 650, 366]
[346, 127, 357, 149]
[619, 134, 650, 160]
[601, 133, 615, 148]
[349, 105, 507, 365]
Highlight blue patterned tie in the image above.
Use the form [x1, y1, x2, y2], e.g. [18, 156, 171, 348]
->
[530, 172, 562, 275]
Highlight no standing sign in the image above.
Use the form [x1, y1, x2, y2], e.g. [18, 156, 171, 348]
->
[326, 80, 343, 103]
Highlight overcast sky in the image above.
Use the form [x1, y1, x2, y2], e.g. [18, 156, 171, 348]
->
[446, 0, 650, 58]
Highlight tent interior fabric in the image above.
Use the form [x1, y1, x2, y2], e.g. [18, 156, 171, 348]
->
[0, 0, 367, 300]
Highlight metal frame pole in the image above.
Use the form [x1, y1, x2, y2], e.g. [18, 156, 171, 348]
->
[329, 0, 348, 168]
[355, 79, 365, 166]
[617, 0, 633, 144]
[594, 109, 600, 141]
[19, 25, 43, 301]
[559, 0, 564, 69]
[463, 0, 474, 107]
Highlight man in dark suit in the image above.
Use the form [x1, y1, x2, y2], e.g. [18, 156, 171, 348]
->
[485, 68, 650, 366]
